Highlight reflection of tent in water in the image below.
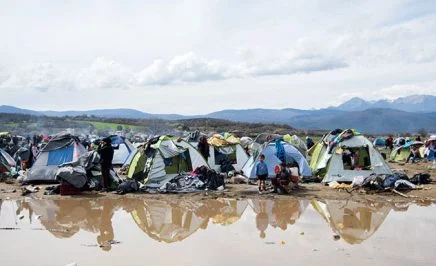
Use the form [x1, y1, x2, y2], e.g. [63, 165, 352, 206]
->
[23, 199, 120, 250]
[207, 199, 248, 225]
[250, 199, 308, 238]
[131, 199, 248, 243]
[131, 200, 209, 243]
[311, 200, 391, 244]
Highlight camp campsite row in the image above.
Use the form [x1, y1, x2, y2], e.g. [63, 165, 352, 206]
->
[3, 128, 433, 193]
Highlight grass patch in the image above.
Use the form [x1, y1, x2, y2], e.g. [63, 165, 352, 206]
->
[75, 120, 135, 131]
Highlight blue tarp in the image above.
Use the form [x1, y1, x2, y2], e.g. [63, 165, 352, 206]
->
[110, 135, 124, 145]
[47, 145, 74, 165]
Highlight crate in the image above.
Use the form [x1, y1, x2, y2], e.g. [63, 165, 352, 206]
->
[60, 182, 81, 196]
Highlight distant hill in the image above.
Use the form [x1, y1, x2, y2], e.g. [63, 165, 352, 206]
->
[2, 94, 436, 133]
[0, 105, 40, 116]
[289, 108, 436, 133]
[41, 108, 185, 120]
[336, 94, 436, 112]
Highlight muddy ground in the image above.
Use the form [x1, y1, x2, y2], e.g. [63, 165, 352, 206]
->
[1, 161, 435, 204]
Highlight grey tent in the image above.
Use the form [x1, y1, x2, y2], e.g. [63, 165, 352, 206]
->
[25, 134, 87, 183]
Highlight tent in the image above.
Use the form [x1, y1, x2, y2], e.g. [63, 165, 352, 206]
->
[136, 136, 209, 188]
[25, 134, 87, 183]
[242, 140, 312, 179]
[254, 133, 308, 158]
[310, 129, 392, 183]
[131, 199, 208, 243]
[206, 133, 249, 173]
[126, 149, 148, 180]
[390, 141, 425, 162]
[311, 200, 391, 244]
[0, 148, 16, 174]
[131, 199, 247, 243]
[109, 135, 136, 165]
[424, 136, 436, 161]
[373, 137, 386, 147]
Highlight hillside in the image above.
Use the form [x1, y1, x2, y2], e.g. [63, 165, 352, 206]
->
[290, 108, 436, 134]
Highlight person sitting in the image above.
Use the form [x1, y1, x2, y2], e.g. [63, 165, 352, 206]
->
[272, 163, 291, 194]
[407, 145, 421, 163]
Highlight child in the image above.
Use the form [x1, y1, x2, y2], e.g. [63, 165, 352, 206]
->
[255, 154, 268, 193]
[272, 162, 291, 194]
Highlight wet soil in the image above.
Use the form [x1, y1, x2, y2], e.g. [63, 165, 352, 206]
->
[1, 161, 435, 204]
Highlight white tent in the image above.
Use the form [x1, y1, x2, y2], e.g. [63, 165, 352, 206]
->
[109, 135, 136, 165]
[311, 130, 392, 183]
[207, 144, 249, 172]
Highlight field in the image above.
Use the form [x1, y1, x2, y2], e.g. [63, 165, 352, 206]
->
[74, 120, 136, 131]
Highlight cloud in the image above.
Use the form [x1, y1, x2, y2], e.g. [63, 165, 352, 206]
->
[75, 57, 135, 90]
[136, 52, 234, 85]
[334, 14, 436, 65]
[0, 49, 348, 91]
[135, 49, 347, 85]
[0, 63, 70, 92]
[371, 83, 436, 100]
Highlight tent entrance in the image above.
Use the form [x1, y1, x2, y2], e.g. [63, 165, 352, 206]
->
[214, 146, 237, 165]
[164, 150, 193, 174]
[342, 147, 371, 170]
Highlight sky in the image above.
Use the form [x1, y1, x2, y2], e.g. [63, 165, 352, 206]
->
[1, 0, 436, 114]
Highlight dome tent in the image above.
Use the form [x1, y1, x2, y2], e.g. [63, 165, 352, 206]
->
[309, 129, 392, 183]
[109, 135, 136, 165]
[130, 136, 209, 188]
[206, 133, 249, 173]
[242, 139, 312, 179]
[25, 134, 87, 183]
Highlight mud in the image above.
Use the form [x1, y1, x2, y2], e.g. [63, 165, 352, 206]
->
[0, 197, 435, 266]
[1, 161, 435, 204]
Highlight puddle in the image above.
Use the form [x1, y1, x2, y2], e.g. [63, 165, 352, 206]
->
[0, 198, 435, 266]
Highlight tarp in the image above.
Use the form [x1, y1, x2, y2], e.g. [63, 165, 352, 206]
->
[208, 133, 240, 147]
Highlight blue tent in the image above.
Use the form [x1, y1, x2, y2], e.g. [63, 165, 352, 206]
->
[242, 141, 312, 179]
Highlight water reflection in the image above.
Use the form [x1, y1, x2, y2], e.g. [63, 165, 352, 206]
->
[131, 199, 248, 243]
[0, 197, 428, 248]
[250, 199, 308, 238]
[311, 200, 391, 244]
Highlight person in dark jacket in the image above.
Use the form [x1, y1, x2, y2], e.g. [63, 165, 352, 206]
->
[98, 137, 114, 191]
[197, 135, 210, 159]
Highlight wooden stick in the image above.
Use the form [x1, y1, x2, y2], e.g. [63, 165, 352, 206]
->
[392, 189, 418, 198]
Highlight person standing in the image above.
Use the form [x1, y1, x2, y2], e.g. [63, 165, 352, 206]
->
[98, 137, 114, 191]
[197, 135, 210, 160]
[255, 154, 268, 193]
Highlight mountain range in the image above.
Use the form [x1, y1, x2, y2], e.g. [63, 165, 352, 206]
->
[1, 94, 435, 133]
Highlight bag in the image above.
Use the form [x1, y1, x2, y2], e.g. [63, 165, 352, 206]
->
[117, 180, 139, 194]
[409, 173, 432, 185]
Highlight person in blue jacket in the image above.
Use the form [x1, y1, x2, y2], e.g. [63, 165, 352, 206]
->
[255, 154, 268, 193]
